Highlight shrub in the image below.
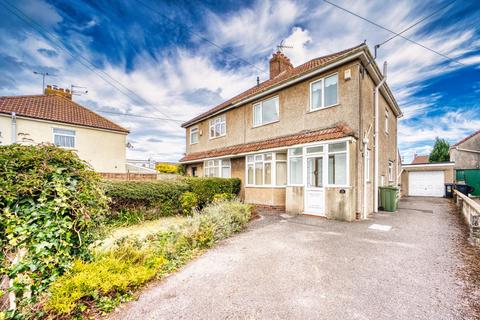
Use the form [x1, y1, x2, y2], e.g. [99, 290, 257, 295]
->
[184, 177, 241, 206]
[212, 192, 235, 203]
[45, 200, 252, 317]
[0, 145, 108, 316]
[155, 162, 180, 174]
[180, 192, 199, 215]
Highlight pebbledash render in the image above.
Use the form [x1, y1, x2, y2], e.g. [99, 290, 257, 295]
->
[180, 44, 402, 221]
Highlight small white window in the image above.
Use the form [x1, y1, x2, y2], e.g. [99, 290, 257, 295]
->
[53, 128, 75, 148]
[190, 127, 199, 144]
[310, 73, 338, 111]
[288, 148, 303, 185]
[388, 161, 393, 182]
[253, 96, 279, 127]
[204, 158, 230, 178]
[209, 115, 226, 139]
[328, 142, 347, 186]
[365, 149, 370, 182]
[385, 108, 389, 134]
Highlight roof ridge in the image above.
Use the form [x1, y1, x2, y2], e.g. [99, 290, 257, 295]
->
[452, 129, 480, 147]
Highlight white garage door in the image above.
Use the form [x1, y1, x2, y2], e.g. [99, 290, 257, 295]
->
[408, 171, 445, 197]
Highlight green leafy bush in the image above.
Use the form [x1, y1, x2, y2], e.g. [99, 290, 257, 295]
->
[180, 192, 199, 215]
[45, 200, 252, 317]
[0, 145, 108, 316]
[103, 178, 241, 222]
[212, 192, 235, 203]
[155, 162, 180, 174]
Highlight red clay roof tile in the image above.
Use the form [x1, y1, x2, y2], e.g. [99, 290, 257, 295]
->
[0, 94, 129, 133]
[411, 155, 429, 164]
[180, 123, 353, 162]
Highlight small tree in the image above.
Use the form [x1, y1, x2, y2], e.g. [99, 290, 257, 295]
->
[429, 137, 450, 163]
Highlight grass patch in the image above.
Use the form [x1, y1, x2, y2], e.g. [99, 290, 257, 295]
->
[44, 200, 252, 318]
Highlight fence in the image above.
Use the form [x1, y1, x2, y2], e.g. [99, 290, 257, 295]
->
[99, 172, 158, 181]
[456, 169, 480, 196]
[453, 190, 480, 237]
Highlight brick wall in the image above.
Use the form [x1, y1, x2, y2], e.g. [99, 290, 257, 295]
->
[100, 172, 158, 181]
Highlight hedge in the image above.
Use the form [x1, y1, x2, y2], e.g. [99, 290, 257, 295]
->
[102, 177, 242, 223]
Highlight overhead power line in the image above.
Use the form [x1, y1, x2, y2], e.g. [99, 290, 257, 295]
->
[97, 109, 185, 122]
[0, 0, 180, 123]
[377, 0, 457, 48]
[134, 0, 268, 75]
[323, 0, 467, 67]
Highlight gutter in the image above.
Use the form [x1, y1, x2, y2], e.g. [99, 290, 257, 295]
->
[374, 62, 387, 213]
[453, 146, 480, 154]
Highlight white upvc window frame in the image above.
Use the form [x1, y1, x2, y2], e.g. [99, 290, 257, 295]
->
[52, 128, 76, 149]
[287, 147, 304, 186]
[326, 141, 349, 188]
[245, 151, 287, 187]
[189, 126, 199, 144]
[385, 108, 389, 134]
[252, 96, 279, 128]
[204, 158, 231, 178]
[388, 160, 394, 182]
[309, 72, 339, 111]
[209, 115, 226, 139]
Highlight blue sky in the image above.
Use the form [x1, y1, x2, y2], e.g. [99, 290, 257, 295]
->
[0, 0, 479, 163]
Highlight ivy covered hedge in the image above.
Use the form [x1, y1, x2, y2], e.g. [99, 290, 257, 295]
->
[103, 177, 242, 223]
[0, 145, 108, 318]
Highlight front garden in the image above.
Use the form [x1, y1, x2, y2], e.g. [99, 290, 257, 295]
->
[0, 145, 250, 319]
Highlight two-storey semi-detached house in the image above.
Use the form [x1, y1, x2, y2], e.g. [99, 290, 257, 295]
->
[0, 86, 129, 173]
[180, 44, 402, 221]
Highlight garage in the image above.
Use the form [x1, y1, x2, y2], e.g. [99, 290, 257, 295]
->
[408, 171, 444, 197]
[400, 162, 454, 198]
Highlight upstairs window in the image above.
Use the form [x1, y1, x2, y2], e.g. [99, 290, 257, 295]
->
[253, 96, 279, 127]
[190, 127, 199, 144]
[209, 115, 226, 138]
[385, 108, 389, 134]
[388, 161, 393, 182]
[310, 73, 338, 111]
[204, 159, 231, 178]
[53, 128, 75, 148]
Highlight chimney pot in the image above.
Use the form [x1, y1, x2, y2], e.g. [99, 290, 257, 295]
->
[269, 51, 293, 79]
[44, 84, 72, 100]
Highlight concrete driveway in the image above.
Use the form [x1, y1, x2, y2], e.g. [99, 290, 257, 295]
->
[110, 198, 477, 320]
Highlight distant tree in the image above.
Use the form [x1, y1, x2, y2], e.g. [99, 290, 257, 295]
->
[429, 138, 450, 163]
[155, 162, 180, 174]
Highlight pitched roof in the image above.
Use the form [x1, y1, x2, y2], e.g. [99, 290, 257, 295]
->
[411, 155, 429, 164]
[182, 43, 368, 128]
[180, 123, 353, 162]
[452, 129, 480, 147]
[0, 94, 129, 133]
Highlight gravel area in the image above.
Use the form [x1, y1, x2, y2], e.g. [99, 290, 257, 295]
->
[109, 198, 478, 320]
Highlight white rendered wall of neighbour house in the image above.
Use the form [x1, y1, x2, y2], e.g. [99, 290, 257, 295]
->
[0, 114, 127, 173]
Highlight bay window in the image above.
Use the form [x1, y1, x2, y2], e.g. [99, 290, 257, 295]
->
[310, 73, 338, 111]
[204, 158, 231, 178]
[209, 115, 226, 138]
[328, 142, 347, 186]
[253, 96, 279, 127]
[246, 152, 287, 186]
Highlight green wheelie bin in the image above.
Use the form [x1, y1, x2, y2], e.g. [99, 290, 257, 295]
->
[379, 186, 399, 212]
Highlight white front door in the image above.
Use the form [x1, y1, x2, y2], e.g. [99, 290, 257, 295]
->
[304, 155, 325, 215]
[408, 171, 445, 197]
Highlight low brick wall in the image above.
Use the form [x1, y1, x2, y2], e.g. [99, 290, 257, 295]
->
[453, 190, 480, 236]
[100, 172, 158, 181]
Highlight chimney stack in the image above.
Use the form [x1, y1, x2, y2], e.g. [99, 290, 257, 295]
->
[44, 85, 72, 100]
[269, 51, 293, 79]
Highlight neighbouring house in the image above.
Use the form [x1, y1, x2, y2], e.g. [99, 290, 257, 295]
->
[180, 44, 402, 221]
[411, 154, 429, 164]
[450, 130, 480, 196]
[0, 86, 129, 173]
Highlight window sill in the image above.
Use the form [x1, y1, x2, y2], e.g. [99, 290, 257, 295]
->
[308, 103, 340, 114]
[208, 134, 226, 140]
[190, 142, 198, 145]
[245, 185, 286, 189]
[252, 120, 279, 129]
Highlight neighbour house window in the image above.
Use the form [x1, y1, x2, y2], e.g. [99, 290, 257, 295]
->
[310, 73, 338, 111]
[288, 148, 303, 185]
[253, 96, 279, 127]
[190, 127, 199, 144]
[385, 108, 389, 134]
[53, 128, 75, 148]
[204, 159, 231, 178]
[388, 161, 393, 182]
[246, 152, 287, 186]
[365, 149, 370, 182]
[328, 142, 347, 186]
[209, 115, 226, 138]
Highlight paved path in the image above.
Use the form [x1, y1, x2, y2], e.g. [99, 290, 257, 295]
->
[110, 198, 476, 320]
